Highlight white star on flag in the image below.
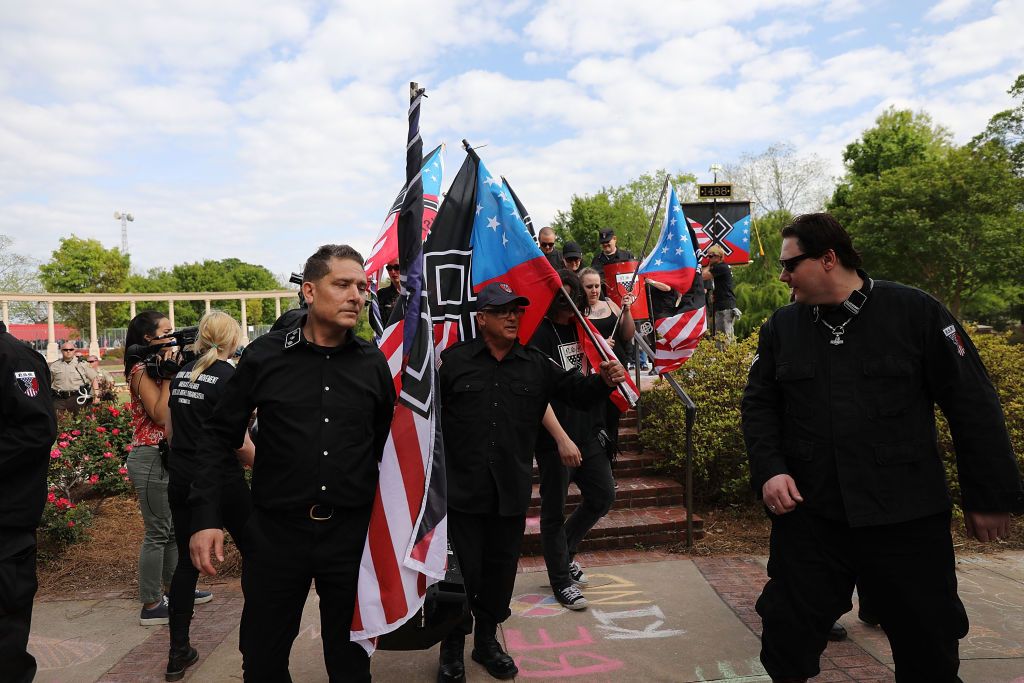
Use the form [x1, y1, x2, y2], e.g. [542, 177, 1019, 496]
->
[676, 248, 684, 255]
[501, 231, 509, 247]
[487, 216, 500, 231]
[655, 259, 663, 266]
[476, 204, 483, 215]
[667, 232, 674, 240]
[670, 217, 676, 226]
[484, 175, 501, 186]
[497, 191, 508, 203]
[662, 247, 669, 253]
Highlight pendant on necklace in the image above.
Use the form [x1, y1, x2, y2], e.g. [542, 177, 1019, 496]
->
[830, 333, 844, 346]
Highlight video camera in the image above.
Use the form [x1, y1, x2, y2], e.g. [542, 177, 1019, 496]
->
[289, 272, 308, 309]
[125, 326, 200, 381]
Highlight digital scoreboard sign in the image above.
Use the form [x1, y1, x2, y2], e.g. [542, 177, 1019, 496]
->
[697, 183, 733, 199]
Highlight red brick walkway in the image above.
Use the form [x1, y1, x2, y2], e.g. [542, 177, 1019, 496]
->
[97, 582, 244, 683]
[693, 557, 896, 683]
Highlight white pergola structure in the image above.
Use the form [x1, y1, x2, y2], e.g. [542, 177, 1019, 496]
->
[0, 290, 298, 361]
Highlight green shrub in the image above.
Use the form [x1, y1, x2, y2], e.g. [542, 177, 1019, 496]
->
[640, 328, 1024, 509]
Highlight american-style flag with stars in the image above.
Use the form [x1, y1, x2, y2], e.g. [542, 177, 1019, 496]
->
[638, 182, 698, 294]
[470, 157, 561, 342]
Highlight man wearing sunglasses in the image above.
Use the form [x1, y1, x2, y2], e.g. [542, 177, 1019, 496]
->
[437, 282, 625, 682]
[742, 213, 1023, 683]
[377, 261, 402, 326]
[49, 342, 99, 412]
[537, 227, 564, 271]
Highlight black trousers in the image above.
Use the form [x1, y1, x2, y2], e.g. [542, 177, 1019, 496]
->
[448, 510, 526, 640]
[167, 475, 252, 619]
[0, 528, 37, 683]
[757, 509, 968, 682]
[536, 441, 615, 589]
[239, 505, 373, 683]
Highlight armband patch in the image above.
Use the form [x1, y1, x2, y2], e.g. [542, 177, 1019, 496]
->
[942, 324, 965, 357]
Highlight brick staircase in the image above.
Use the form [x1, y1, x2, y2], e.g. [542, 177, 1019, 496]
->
[522, 409, 703, 554]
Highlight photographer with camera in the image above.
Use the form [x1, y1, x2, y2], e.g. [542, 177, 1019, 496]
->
[124, 311, 207, 628]
[163, 311, 253, 680]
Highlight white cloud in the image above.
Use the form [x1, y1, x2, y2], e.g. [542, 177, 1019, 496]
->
[924, 0, 977, 22]
[916, 0, 1024, 84]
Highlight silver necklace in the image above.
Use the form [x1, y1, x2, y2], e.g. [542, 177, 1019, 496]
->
[818, 314, 856, 346]
[813, 278, 873, 347]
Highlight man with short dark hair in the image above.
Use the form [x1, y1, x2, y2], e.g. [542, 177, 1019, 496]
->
[377, 260, 402, 325]
[190, 243, 395, 682]
[0, 320, 58, 683]
[436, 282, 625, 682]
[742, 212, 1023, 683]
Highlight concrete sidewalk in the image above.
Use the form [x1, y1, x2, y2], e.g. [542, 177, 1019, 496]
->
[28, 551, 1024, 682]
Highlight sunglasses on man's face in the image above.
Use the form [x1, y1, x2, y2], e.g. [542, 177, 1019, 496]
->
[386, 264, 400, 271]
[778, 253, 815, 273]
[539, 242, 555, 250]
[61, 348, 76, 352]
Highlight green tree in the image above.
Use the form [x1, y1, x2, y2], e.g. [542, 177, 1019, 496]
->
[841, 107, 952, 179]
[733, 210, 793, 339]
[550, 169, 696, 261]
[39, 236, 130, 332]
[830, 144, 1024, 319]
[970, 73, 1024, 176]
[724, 143, 833, 215]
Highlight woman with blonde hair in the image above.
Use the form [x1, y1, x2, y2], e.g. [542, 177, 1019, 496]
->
[164, 310, 254, 681]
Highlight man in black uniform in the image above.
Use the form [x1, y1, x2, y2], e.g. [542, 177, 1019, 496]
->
[436, 282, 625, 682]
[742, 213, 1024, 683]
[377, 260, 402, 326]
[589, 228, 634, 275]
[562, 241, 583, 273]
[538, 227, 563, 271]
[0, 320, 58, 683]
[189, 244, 395, 683]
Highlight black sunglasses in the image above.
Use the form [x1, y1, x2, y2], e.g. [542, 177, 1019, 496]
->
[778, 253, 815, 273]
[385, 264, 400, 271]
[539, 242, 555, 249]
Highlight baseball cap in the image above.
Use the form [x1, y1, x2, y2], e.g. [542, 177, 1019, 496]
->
[476, 282, 530, 310]
[562, 241, 583, 259]
[599, 229, 615, 244]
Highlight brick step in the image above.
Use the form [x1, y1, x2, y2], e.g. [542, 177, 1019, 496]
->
[619, 415, 637, 429]
[532, 450, 664, 482]
[526, 476, 683, 516]
[617, 426, 639, 449]
[522, 505, 703, 554]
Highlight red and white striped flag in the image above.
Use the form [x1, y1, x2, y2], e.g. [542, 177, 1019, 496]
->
[653, 307, 707, 375]
[575, 316, 640, 412]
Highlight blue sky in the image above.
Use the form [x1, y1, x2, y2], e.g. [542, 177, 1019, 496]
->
[0, 0, 1020, 280]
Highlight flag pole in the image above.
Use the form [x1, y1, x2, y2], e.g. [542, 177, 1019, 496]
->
[609, 175, 670, 338]
[558, 287, 635, 406]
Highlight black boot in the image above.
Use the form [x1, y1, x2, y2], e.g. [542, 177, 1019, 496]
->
[165, 611, 199, 682]
[437, 632, 466, 683]
[471, 625, 517, 680]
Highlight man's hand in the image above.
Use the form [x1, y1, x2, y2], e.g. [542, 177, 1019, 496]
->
[599, 360, 626, 387]
[964, 511, 1010, 542]
[606, 337, 616, 348]
[190, 528, 225, 576]
[556, 435, 582, 467]
[761, 474, 804, 515]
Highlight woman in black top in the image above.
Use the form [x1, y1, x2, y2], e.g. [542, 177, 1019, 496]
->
[164, 311, 254, 681]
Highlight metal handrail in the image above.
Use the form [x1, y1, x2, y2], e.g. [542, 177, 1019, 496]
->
[634, 334, 698, 548]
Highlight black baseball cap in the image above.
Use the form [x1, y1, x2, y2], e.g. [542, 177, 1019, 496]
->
[563, 241, 583, 259]
[599, 229, 615, 244]
[476, 282, 530, 310]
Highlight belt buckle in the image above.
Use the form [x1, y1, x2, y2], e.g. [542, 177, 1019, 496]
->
[309, 504, 333, 521]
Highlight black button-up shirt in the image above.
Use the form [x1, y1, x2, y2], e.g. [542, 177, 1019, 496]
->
[191, 320, 394, 531]
[439, 337, 612, 516]
[0, 330, 57, 528]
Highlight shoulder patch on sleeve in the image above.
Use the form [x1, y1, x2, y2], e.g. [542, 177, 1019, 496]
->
[942, 324, 966, 357]
[284, 328, 301, 349]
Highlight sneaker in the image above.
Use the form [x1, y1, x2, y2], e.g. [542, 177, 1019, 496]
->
[193, 589, 213, 605]
[568, 560, 589, 586]
[554, 584, 588, 610]
[140, 595, 170, 626]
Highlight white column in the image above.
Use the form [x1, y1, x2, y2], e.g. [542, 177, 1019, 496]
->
[1, 300, 8, 327]
[88, 300, 100, 358]
[129, 299, 136, 319]
[168, 300, 175, 329]
[240, 298, 249, 344]
[46, 301, 58, 361]
[205, 299, 211, 315]
[274, 297, 281, 318]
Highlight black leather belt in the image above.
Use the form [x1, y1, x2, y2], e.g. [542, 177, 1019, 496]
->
[53, 390, 78, 398]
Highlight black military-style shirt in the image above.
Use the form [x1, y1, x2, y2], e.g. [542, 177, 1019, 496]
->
[377, 283, 400, 327]
[742, 276, 1024, 526]
[439, 337, 612, 516]
[590, 247, 635, 275]
[169, 359, 239, 485]
[0, 330, 57, 528]
[191, 318, 395, 531]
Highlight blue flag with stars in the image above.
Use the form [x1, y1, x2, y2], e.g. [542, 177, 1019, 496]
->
[638, 182, 698, 295]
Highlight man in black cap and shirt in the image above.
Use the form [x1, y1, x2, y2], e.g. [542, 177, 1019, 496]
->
[562, 241, 583, 273]
[0, 320, 58, 683]
[742, 213, 1023, 682]
[436, 282, 626, 682]
[189, 244, 395, 683]
[589, 228, 634, 275]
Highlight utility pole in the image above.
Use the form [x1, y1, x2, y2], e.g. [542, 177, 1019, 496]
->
[113, 211, 133, 254]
